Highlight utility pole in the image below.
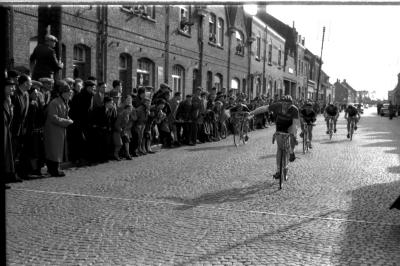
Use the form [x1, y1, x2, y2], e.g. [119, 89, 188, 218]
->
[315, 26, 325, 102]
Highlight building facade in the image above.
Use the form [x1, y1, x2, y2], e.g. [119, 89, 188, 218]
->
[8, 4, 335, 102]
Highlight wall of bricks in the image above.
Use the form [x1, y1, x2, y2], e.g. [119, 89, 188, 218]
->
[10, 5, 326, 101]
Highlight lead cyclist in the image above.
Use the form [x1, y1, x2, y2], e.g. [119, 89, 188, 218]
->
[323, 102, 339, 134]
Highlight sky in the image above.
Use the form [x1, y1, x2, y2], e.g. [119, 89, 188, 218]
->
[245, 3, 400, 100]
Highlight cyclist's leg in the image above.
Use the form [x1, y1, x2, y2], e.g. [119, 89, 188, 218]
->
[334, 116, 338, 131]
[274, 135, 283, 177]
[325, 117, 330, 132]
[346, 118, 350, 138]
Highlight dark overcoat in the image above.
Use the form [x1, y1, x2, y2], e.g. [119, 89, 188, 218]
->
[44, 97, 73, 162]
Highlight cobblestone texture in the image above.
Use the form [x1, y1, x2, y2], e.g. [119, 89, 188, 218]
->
[6, 108, 400, 265]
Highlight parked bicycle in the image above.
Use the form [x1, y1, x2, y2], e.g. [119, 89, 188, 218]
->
[231, 111, 251, 147]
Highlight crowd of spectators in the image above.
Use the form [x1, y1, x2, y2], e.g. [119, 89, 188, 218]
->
[3, 68, 285, 186]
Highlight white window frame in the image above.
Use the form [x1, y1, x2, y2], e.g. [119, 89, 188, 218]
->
[209, 13, 216, 42]
[217, 18, 224, 46]
[179, 6, 190, 33]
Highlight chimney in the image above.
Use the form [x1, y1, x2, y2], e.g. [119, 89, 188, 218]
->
[302, 38, 305, 46]
[298, 34, 301, 43]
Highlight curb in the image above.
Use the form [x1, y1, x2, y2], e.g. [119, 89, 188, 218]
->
[60, 144, 164, 170]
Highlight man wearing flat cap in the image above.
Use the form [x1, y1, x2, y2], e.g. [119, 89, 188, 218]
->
[30, 34, 64, 81]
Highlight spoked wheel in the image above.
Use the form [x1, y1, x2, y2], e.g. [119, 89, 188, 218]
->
[279, 150, 284, 190]
[241, 121, 248, 144]
[233, 124, 239, 147]
[302, 131, 306, 154]
[329, 121, 333, 140]
[350, 123, 354, 141]
[220, 122, 227, 139]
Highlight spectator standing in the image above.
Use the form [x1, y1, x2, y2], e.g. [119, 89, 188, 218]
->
[168, 92, 181, 146]
[43, 80, 74, 177]
[176, 95, 193, 145]
[11, 74, 31, 179]
[22, 83, 46, 177]
[71, 78, 83, 102]
[38, 78, 53, 106]
[90, 96, 117, 162]
[114, 103, 135, 160]
[29, 34, 64, 80]
[135, 97, 151, 155]
[110, 80, 123, 107]
[191, 87, 203, 145]
[68, 79, 96, 165]
[93, 81, 107, 108]
[3, 79, 21, 184]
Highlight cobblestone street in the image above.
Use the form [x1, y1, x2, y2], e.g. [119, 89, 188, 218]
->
[6, 108, 400, 265]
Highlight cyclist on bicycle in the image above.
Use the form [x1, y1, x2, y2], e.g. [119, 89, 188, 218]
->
[323, 102, 339, 134]
[344, 103, 361, 139]
[269, 95, 299, 179]
[299, 101, 317, 148]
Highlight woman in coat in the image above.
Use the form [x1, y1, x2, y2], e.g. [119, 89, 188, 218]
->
[3, 79, 21, 186]
[43, 80, 73, 177]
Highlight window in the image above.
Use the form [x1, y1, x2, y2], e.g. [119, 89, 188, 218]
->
[172, 65, 185, 95]
[121, 5, 155, 19]
[231, 78, 240, 91]
[214, 73, 223, 91]
[29, 36, 38, 57]
[179, 6, 192, 34]
[137, 58, 154, 87]
[206, 71, 213, 92]
[235, 30, 244, 56]
[256, 36, 261, 60]
[73, 45, 85, 62]
[278, 47, 282, 67]
[217, 18, 224, 46]
[268, 41, 272, 65]
[209, 13, 216, 42]
[73, 44, 91, 80]
[119, 53, 132, 96]
[242, 78, 246, 94]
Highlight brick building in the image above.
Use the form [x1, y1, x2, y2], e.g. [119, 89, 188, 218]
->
[7, 4, 332, 101]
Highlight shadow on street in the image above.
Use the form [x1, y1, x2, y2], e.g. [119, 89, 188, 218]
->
[160, 181, 276, 211]
[184, 144, 235, 152]
[337, 180, 400, 264]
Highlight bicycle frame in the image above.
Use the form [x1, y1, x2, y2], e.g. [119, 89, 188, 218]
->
[302, 123, 312, 153]
[327, 116, 335, 140]
[274, 132, 291, 190]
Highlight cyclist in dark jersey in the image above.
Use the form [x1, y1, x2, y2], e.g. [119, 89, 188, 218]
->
[299, 101, 317, 148]
[323, 102, 339, 134]
[344, 104, 360, 139]
[269, 95, 299, 170]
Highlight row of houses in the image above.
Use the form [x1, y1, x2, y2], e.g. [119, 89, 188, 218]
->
[6, 5, 343, 102]
[388, 73, 400, 105]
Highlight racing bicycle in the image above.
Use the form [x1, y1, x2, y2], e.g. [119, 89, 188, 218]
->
[231, 111, 251, 147]
[273, 132, 292, 190]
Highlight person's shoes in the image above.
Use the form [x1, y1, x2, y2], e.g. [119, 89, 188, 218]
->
[50, 171, 65, 177]
[245, 135, 249, 142]
[113, 155, 121, 161]
[354, 126, 358, 130]
[273, 172, 280, 179]
[309, 143, 312, 149]
[188, 142, 196, 146]
[126, 155, 132, 160]
[131, 152, 138, 157]
[300, 132, 304, 138]
[334, 128, 337, 133]
[5, 184, 11, 189]
[326, 130, 329, 134]
[147, 150, 155, 154]
[347, 133, 350, 139]
[289, 153, 296, 162]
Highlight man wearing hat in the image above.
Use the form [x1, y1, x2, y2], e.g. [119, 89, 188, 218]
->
[39, 77, 54, 105]
[3, 79, 22, 184]
[29, 34, 64, 81]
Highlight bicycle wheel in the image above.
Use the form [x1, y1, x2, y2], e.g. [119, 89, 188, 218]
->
[350, 121, 354, 141]
[329, 120, 333, 140]
[279, 148, 284, 190]
[233, 123, 239, 147]
[302, 129, 306, 154]
[241, 120, 248, 144]
[220, 122, 227, 139]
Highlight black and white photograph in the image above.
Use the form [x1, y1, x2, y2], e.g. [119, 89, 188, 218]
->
[1, 0, 400, 265]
